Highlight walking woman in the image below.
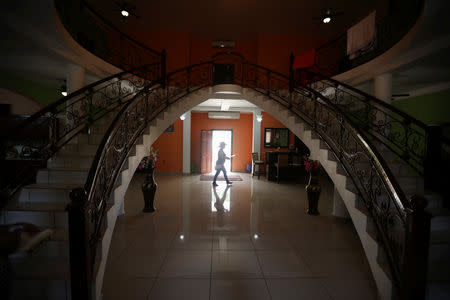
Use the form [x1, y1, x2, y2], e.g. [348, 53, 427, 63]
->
[212, 142, 232, 186]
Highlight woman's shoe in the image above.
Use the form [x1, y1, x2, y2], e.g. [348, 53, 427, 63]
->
[227, 182, 232, 185]
[212, 182, 218, 187]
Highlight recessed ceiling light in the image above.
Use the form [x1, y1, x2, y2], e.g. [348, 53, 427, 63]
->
[61, 91, 68, 97]
[121, 10, 129, 17]
[323, 17, 331, 24]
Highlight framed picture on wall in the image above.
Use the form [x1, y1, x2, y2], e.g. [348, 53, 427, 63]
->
[264, 128, 289, 148]
[164, 124, 174, 133]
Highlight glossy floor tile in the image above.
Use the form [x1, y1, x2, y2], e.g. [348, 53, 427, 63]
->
[102, 173, 377, 299]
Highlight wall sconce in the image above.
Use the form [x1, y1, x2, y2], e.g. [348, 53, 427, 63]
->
[180, 114, 186, 121]
[60, 80, 67, 97]
[256, 114, 263, 122]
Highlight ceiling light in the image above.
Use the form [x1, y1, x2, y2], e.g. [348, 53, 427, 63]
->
[323, 17, 331, 24]
[121, 10, 129, 17]
[60, 80, 67, 97]
[180, 114, 186, 120]
[256, 114, 263, 122]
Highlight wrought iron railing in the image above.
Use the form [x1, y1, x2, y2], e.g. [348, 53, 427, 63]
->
[54, 0, 166, 77]
[68, 62, 213, 298]
[241, 62, 409, 285]
[312, 0, 424, 76]
[295, 70, 450, 195]
[1, 63, 161, 198]
[69, 54, 432, 299]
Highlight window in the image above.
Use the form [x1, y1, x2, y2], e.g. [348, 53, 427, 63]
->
[264, 128, 289, 148]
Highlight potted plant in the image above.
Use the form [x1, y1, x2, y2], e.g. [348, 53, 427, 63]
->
[304, 156, 321, 215]
[141, 147, 158, 212]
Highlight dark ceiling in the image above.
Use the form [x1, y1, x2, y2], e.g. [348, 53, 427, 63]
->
[87, 0, 388, 41]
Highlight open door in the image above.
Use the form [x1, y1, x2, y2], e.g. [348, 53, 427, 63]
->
[200, 130, 212, 174]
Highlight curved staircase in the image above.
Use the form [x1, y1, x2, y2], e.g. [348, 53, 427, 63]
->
[2, 1, 449, 299]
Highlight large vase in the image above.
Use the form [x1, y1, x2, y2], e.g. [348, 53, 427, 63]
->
[305, 171, 321, 215]
[142, 166, 157, 212]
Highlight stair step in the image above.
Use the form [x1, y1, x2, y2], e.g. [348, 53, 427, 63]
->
[3, 204, 69, 228]
[426, 282, 450, 300]
[60, 143, 98, 155]
[10, 256, 70, 280]
[47, 154, 94, 169]
[9, 279, 71, 300]
[427, 244, 450, 281]
[77, 132, 104, 145]
[18, 183, 80, 203]
[36, 168, 89, 185]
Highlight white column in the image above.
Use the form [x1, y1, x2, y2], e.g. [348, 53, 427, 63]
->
[373, 73, 392, 131]
[374, 73, 392, 104]
[66, 64, 86, 93]
[182, 111, 191, 174]
[332, 187, 350, 218]
[252, 110, 261, 153]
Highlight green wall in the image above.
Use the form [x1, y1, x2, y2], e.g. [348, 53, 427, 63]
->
[0, 74, 61, 106]
[392, 89, 450, 125]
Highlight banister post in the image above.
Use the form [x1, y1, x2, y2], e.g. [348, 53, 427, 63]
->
[424, 125, 442, 190]
[161, 49, 167, 89]
[401, 195, 431, 300]
[67, 188, 93, 300]
[289, 53, 295, 93]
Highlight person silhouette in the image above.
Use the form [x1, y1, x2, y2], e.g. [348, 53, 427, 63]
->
[212, 141, 232, 186]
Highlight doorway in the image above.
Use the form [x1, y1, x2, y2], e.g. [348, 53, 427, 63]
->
[200, 129, 233, 174]
[212, 130, 233, 173]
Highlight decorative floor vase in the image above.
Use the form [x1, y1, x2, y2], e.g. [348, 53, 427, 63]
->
[305, 172, 321, 215]
[142, 167, 157, 212]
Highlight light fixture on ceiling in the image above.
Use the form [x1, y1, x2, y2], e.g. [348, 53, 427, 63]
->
[208, 111, 240, 119]
[114, 1, 140, 18]
[60, 80, 67, 97]
[180, 113, 186, 120]
[212, 40, 235, 49]
[316, 8, 343, 25]
[256, 113, 263, 122]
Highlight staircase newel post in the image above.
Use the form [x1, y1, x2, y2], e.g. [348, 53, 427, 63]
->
[161, 49, 167, 89]
[424, 125, 442, 190]
[401, 195, 431, 300]
[289, 53, 294, 93]
[67, 187, 93, 300]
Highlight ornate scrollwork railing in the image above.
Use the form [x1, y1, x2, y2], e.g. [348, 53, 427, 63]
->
[295, 70, 430, 175]
[1, 63, 161, 198]
[55, 0, 165, 75]
[67, 61, 213, 298]
[69, 54, 434, 299]
[241, 62, 409, 286]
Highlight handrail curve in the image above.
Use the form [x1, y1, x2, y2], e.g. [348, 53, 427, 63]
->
[2, 63, 161, 198]
[54, 0, 164, 73]
[70, 57, 420, 299]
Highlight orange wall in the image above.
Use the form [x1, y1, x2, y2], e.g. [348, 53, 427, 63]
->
[259, 112, 295, 162]
[191, 112, 253, 172]
[151, 119, 183, 172]
[127, 30, 325, 75]
[149, 112, 294, 173]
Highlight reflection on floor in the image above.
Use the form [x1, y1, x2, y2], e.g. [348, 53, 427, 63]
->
[102, 173, 377, 300]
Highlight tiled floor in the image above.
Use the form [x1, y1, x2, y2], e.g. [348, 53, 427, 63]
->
[102, 173, 377, 300]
